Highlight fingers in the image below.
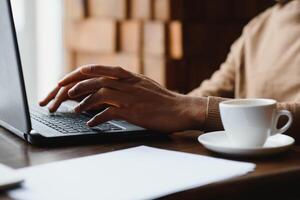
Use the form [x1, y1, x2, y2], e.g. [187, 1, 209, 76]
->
[39, 86, 60, 106]
[74, 88, 131, 113]
[86, 104, 109, 112]
[87, 107, 119, 127]
[58, 67, 94, 87]
[80, 65, 133, 79]
[48, 86, 72, 112]
[68, 78, 100, 98]
[59, 65, 135, 87]
[68, 77, 133, 98]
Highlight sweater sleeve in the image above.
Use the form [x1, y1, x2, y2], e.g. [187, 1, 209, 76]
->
[188, 34, 244, 98]
[202, 96, 300, 144]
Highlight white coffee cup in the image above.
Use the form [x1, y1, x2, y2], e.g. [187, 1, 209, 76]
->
[219, 99, 293, 148]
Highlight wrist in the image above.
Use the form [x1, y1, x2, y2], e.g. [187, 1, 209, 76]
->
[175, 94, 208, 130]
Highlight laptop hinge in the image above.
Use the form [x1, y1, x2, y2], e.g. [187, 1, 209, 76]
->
[0, 120, 29, 141]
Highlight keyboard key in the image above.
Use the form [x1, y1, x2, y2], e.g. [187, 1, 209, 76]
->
[30, 108, 123, 134]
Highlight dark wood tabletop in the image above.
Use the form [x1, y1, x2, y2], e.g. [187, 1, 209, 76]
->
[1, 127, 300, 200]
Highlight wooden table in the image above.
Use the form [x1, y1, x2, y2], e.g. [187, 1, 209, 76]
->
[1, 127, 300, 200]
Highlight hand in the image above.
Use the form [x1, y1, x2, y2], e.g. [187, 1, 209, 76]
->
[39, 84, 75, 113]
[39, 68, 104, 112]
[54, 65, 207, 132]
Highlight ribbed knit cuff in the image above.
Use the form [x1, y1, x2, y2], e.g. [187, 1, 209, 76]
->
[203, 96, 229, 132]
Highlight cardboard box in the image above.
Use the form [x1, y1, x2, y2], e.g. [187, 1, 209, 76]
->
[143, 21, 168, 56]
[153, 0, 182, 21]
[169, 21, 182, 59]
[64, 51, 76, 72]
[64, 0, 87, 20]
[143, 56, 186, 92]
[119, 20, 143, 53]
[130, 0, 153, 20]
[75, 52, 142, 73]
[66, 19, 117, 53]
[88, 0, 128, 19]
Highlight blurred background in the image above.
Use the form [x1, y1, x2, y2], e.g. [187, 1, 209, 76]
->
[11, 0, 274, 103]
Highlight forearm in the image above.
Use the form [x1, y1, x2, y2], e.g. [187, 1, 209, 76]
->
[179, 96, 226, 132]
[176, 95, 208, 131]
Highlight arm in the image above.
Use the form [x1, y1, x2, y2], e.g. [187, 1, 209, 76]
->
[40, 65, 208, 132]
[39, 65, 299, 143]
[188, 34, 244, 98]
[38, 29, 245, 134]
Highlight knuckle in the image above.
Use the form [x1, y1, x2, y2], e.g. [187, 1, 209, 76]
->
[98, 77, 108, 85]
[70, 86, 78, 96]
[97, 89, 103, 96]
[72, 83, 83, 94]
[75, 82, 84, 91]
[114, 66, 125, 73]
[99, 88, 108, 96]
[78, 65, 84, 71]
[79, 65, 87, 72]
[90, 65, 98, 73]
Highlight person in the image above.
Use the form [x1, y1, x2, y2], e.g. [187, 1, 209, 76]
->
[40, 0, 300, 142]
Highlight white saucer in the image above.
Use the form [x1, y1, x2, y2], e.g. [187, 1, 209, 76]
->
[198, 131, 295, 157]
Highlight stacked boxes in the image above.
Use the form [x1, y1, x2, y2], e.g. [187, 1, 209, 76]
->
[64, 0, 274, 93]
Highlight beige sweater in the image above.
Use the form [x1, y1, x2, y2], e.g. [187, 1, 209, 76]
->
[189, 0, 300, 142]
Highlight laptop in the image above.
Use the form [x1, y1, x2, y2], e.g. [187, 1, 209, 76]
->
[0, 0, 152, 145]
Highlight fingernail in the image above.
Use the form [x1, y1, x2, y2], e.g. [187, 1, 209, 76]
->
[48, 103, 56, 112]
[48, 107, 55, 113]
[68, 89, 75, 97]
[74, 106, 81, 113]
[87, 120, 94, 127]
[58, 81, 64, 87]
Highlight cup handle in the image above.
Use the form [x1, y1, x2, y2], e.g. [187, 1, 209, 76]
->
[271, 110, 293, 136]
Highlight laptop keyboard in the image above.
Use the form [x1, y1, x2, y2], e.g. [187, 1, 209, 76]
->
[30, 108, 123, 134]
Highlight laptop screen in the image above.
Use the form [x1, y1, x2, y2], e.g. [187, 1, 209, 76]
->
[0, 0, 31, 134]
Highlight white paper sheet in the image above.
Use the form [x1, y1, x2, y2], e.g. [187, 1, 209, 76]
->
[9, 146, 255, 200]
[0, 164, 23, 189]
